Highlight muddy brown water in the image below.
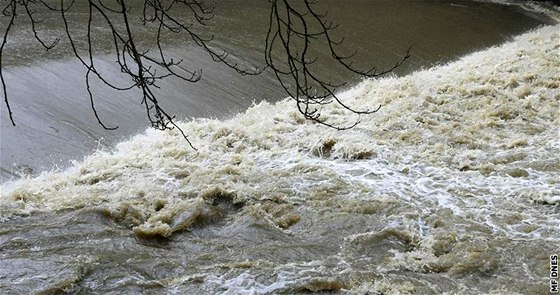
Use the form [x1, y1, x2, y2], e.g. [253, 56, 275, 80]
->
[0, 1, 559, 294]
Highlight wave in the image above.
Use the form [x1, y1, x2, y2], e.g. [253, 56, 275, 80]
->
[1, 19, 559, 294]
[2, 22, 558, 214]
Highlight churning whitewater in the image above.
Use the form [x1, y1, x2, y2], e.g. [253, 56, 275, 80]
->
[1, 16, 559, 295]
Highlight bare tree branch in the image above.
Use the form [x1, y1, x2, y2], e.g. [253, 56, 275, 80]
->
[1, 0, 409, 145]
[1, 0, 17, 126]
[265, 0, 410, 130]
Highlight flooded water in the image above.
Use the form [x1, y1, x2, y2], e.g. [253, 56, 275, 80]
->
[1, 0, 554, 180]
[1, 1, 559, 294]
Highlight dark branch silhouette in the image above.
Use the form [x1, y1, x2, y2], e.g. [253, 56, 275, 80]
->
[0, 0, 410, 146]
[1, 0, 17, 127]
[266, 0, 410, 129]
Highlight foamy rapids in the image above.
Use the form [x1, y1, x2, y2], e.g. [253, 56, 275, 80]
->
[1, 17, 559, 295]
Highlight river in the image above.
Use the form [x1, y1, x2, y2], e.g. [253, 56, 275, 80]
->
[0, 1, 559, 294]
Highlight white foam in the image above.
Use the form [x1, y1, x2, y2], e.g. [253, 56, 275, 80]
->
[1, 16, 559, 249]
[1, 3, 559, 294]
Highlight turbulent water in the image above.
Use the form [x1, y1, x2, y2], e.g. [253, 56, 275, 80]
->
[1, 0, 554, 181]
[1, 2, 560, 295]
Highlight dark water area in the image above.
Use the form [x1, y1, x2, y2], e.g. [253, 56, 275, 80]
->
[0, 0, 554, 181]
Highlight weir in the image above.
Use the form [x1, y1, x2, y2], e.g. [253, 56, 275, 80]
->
[0, 0, 554, 181]
[0, 1, 559, 294]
